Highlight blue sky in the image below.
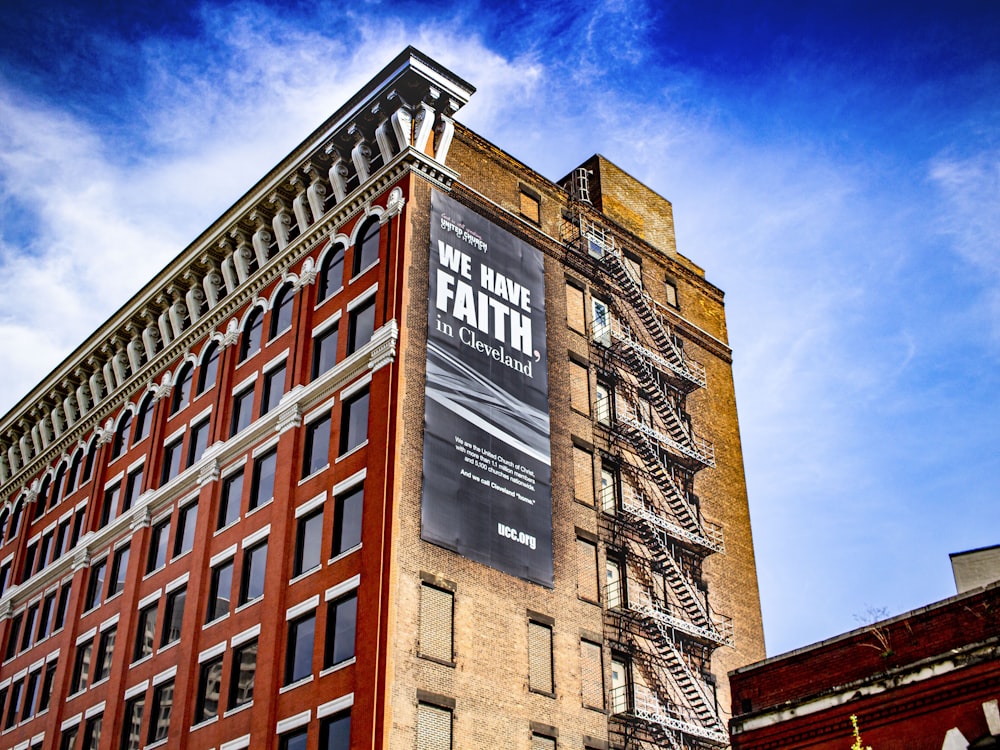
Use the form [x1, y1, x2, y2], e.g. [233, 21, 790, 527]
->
[1, 0, 998, 656]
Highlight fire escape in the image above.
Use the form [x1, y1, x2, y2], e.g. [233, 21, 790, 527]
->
[562, 189, 732, 749]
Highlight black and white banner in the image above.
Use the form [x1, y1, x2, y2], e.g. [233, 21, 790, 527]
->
[421, 190, 553, 587]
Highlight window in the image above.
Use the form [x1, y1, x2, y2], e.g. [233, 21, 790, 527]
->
[160, 436, 183, 485]
[416, 703, 451, 750]
[22, 541, 37, 582]
[195, 655, 223, 723]
[82, 713, 103, 750]
[610, 657, 629, 713]
[134, 396, 155, 444]
[38, 661, 57, 713]
[606, 557, 623, 609]
[174, 502, 198, 557]
[0, 561, 10, 597]
[134, 602, 157, 661]
[197, 342, 220, 394]
[623, 252, 642, 288]
[320, 709, 351, 750]
[664, 278, 679, 308]
[66, 450, 83, 492]
[59, 726, 79, 750]
[71, 506, 86, 548]
[285, 610, 316, 684]
[121, 694, 144, 750]
[595, 382, 611, 425]
[528, 620, 554, 694]
[281, 729, 309, 750]
[311, 325, 339, 380]
[239, 308, 263, 362]
[94, 626, 116, 681]
[147, 519, 170, 572]
[109, 544, 130, 596]
[332, 484, 363, 556]
[20, 603, 38, 651]
[82, 441, 98, 484]
[219, 470, 243, 529]
[519, 188, 541, 224]
[187, 418, 210, 467]
[339, 389, 369, 455]
[294, 510, 322, 576]
[34, 479, 49, 520]
[49, 466, 66, 509]
[249, 449, 277, 510]
[228, 639, 257, 709]
[573, 446, 594, 507]
[206, 559, 234, 622]
[570, 360, 590, 414]
[85, 558, 107, 610]
[532, 734, 556, 750]
[302, 414, 331, 477]
[261, 362, 287, 416]
[240, 541, 268, 604]
[171, 364, 194, 415]
[161, 586, 186, 646]
[318, 244, 345, 301]
[5, 679, 23, 728]
[100, 482, 121, 528]
[111, 411, 133, 459]
[54, 581, 72, 631]
[566, 282, 586, 333]
[38, 531, 53, 571]
[36, 591, 56, 641]
[20, 668, 40, 721]
[4, 613, 21, 658]
[346, 298, 375, 355]
[352, 218, 380, 276]
[591, 298, 610, 346]
[71, 637, 94, 693]
[324, 592, 357, 668]
[123, 464, 144, 512]
[270, 285, 294, 339]
[419, 584, 453, 663]
[230, 385, 255, 436]
[581, 639, 604, 709]
[577, 537, 599, 603]
[53, 519, 70, 561]
[147, 679, 174, 743]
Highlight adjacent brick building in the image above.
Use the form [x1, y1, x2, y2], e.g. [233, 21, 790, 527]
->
[0, 48, 764, 750]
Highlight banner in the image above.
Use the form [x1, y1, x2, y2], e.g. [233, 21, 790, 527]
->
[421, 190, 553, 587]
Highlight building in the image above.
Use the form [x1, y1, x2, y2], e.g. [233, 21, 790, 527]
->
[0, 48, 764, 750]
[728, 573, 1000, 750]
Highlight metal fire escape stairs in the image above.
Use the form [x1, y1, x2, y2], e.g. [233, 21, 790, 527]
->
[563, 208, 732, 749]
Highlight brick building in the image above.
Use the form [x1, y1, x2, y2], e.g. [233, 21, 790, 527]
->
[728, 582, 1000, 750]
[0, 48, 764, 750]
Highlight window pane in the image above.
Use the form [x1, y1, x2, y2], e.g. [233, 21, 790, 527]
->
[340, 390, 369, 455]
[270, 287, 294, 339]
[196, 657, 223, 723]
[261, 363, 287, 415]
[83, 714, 103, 750]
[134, 398, 154, 443]
[333, 485, 363, 556]
[229, 640, 257, 708]
[250, 450, 276, 509]
[285, 612, 315, 684]
[198, 343, 220, 394]
[95, 627, 116, 680]
[134, 604, 157, 661]
[319, 245, 345, 301]
[187, 419, 210, 467]
[231, 387, 255, 436]
[120, 695, 144, 750]
[347, 299, 375, 354]
[324, 593, 357, 667]
[320, 709, 351, 750]
[302, 415, 330, 477]
[281, 729, 309, 750]
[110, 546, 130, 595]
[123, 466, 144, 512]
[295, 511, 322, 576]
[86, 559, 106, 609]
[219, 470, 244, 528]
[171, 365, 193, 414]
[161, 439, 183, 484]
[148, 679, 174, 743]
[311, 326, 339, 380]
[240, 310, 262, 362]
[207, 560, 234, 622]
[162, 587, 186, 646]
[241, 542, 267, 603]
[72, 640, 93, 692]
[148, 520, 170, 572]
[100, 483, 120, 528]
[353, 219, 380, 275]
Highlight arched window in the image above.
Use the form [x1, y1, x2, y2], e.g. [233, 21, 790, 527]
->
[269, 285, 294, 340]
[240, 308, 263, 362]
[81, 440, 98, 485]
[0, 509, 8, 543]
[34, 476, 51, 520]
[49, 464, 66, 509]
[352, 218, 380, 277]
[134, 394, 155, 444]
[197, 342, 220, 395]
[7, 501, 23, 542]
[171, 364, 194, 415]
[66, 449, 83, 493]
[318, 244, 346, 302]
[111, 410, 133, 459]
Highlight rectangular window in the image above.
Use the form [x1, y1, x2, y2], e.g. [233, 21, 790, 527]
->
[71, 507, 86, 548]
[302, 413, 331, 477]
[123, 465, 144, 512]
[94, 626, 116, 681]
[147, 678, 173, 744]
[36, 591, 56, 642]
[346, 299, 375, 355]
[120, 694, 144, 750]
[285, 610, 316, 684]
[218, 469, 244, 528]
[54, 581, 72, 631]
[20, 602, 38, 651]
[37, 530, 53, 572]
[228, 638, 257, 709]
[20, 668, 40, 721]
[528, 620, 554, 694]
[160, 437, 183, 485]
[324, 592, 357, 668]
[230, 386, 255, 436]
[249, 449, 277, 510]
[581, 639, 604, 709]
[416, 703, 452, 750]
[100, 482, 120, 528]
[147, 519, 170, 572]
[261, 363, 287, 416]
[22, 541, 37, 582]
[339, 389, 369, 455]
[320, 709, 351, 750]
[207, 559, 234, 622]
[5, 679, 23, 728]
[82, 713, 103, 750]
[419, 584, 453, 663]
[174, 502, 198, 557]
[332, 484, 363, 556]
[71, 638, 94, 693]
[53, 520, 70, 560]
[38, 660, 57, 713]
[59, 726, 79, 750]
[281, 729, 308, 750]
[134, 602, 158, 661]
[161, 586, 186, 646]
[85, 557, 107, 610]
[577, 537, 599, 603]
[311, 325, 339, 380]
[195, 655, 223, 723]
[5, 612, 22, 659]
[187, 418, 210, 467]
[566, 282, 586, 333]
[240, 540, 268, 604]
[573, 446, 594, 506]
[110, 544, 130, 596]
[294, 509, 323, 577]
[569, 360, 590, 414]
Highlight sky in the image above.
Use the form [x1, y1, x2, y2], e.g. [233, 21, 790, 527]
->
[1, 0, 998, 657]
